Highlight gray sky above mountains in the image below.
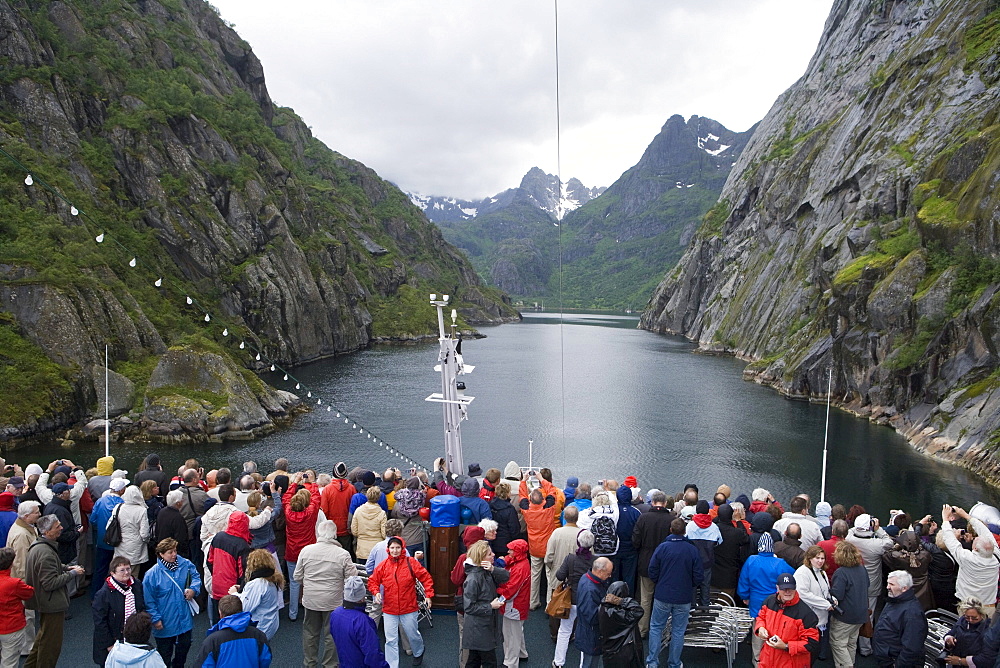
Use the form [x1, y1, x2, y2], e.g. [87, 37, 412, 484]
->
[210, 0, 834, 200]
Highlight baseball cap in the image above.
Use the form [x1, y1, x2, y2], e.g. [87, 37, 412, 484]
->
[7, 476, 24, 489]
[777, 573, 796, 590]
[51, 482, 70, 495]
[854, 513, 872, 530]
[109, 478, 130, 492]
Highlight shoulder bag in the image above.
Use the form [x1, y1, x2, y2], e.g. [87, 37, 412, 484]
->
[104, 504, 123, 547]
[545, 580, 572, 619]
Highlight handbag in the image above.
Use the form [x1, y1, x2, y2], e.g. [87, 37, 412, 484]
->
[545, 580, 572, 619]
[859, 609, 874, 638]
[166, 566, 198, 617]
[104, 504, 123, 547]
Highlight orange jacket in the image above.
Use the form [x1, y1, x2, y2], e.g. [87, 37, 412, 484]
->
[518, 478, 565, 528]
[519, 494, 557, 558]
[320, 479, 354, 537]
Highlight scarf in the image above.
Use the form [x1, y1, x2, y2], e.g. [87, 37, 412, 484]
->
[108, 576, 136, 631]
[160, 557, 179, 572]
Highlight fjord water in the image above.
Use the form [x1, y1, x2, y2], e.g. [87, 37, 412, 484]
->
[34, 313, 999, 515]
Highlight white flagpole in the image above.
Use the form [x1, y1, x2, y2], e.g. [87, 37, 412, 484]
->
[105, 344, 110, 458]
[820, 368, 832, 502]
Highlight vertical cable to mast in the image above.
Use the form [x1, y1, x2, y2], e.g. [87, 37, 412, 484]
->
[820, 367, 832, 502]
[554, 0, 565, 453]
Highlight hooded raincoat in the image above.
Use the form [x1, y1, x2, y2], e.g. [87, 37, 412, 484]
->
[598, 581, 644, 668]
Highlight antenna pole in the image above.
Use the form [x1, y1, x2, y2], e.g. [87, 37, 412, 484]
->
[820, 368, 832, 502]
[105, 345, 110, 458]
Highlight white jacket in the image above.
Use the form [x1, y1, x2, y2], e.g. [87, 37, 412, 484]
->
[774, 512, 824, 549]
[112, 486, 149, 565]
[793, 564, 831, 627]
[293, 537, 356, 611]
[941, 517, 1000, 605]
[846, 527, 893, 597]
[36, 469, 88, 524]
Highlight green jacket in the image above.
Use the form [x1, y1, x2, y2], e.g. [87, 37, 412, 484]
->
[25, 537, 75, 613]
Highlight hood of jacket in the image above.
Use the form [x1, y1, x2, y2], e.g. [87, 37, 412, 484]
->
[751, 512, 775, 532]
[122, 486, 145, 506]
[462, 525, 486, 548]
[96, 456, 115, 477]
[206, 610, 255, 635]
[503, 461, 521, 481]
[715, 504, 734, 524]
[895, 530, 921, 553]
[225, 511, 251, 543]
[693, 513, 713, 529]
[505, 539, 528, 565]
[606, 580, 631, 598]
[616, 485, 633, 506]
[107, 641, 163, 665]
[461, 477, 481, 497]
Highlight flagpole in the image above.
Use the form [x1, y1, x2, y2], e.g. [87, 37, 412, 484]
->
[820, 367, 832, 502]
[105, 344, 110, 458]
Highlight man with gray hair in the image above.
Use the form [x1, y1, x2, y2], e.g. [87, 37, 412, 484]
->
[545, 504, 581, 640]
[873, 569, 926, 666]
[294, 519, 356, 668]
[941, 505, 1000, 617]
[25, 514, 84, 666]
[7, 500, 40, 655]
[155, 489, 191, 557]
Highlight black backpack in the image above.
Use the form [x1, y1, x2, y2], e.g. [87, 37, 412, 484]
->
[591, 513, 619, 555]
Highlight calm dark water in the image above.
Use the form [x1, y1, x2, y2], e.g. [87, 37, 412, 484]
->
[18, 313, 1000, 517]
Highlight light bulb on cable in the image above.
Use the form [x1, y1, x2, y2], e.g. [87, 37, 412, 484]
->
[154, 278, 162, 287]
[255, 353, 261, 361]
[295, 383, 300, 390]
[269, 364, 275, 372]
[283, 374, 288, 381]
[222, 328, 228, 336]
[204, 314, 210, 322]
[129, 258, 137, 267]
[95, 233, 105, 243]
[239, 342, 245, 349]
[70, 206, 78, 216]
[307, 391, 312, 398]
[186, 296, 192, 305]
[24, 175, 32, 186]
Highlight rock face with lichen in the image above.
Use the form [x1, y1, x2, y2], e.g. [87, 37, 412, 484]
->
[0, 0, 518, 443]
[641, 0, 1000, 484]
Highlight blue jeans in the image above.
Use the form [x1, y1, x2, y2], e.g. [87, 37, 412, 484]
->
[580, 651, 601, 667]
[286, 559, 299, 619]
[645, 599, 690, 668]
[385, 611, 423, 667]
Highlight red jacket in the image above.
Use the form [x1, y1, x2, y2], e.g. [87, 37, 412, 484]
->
[320, 479, 354, 537]
[207, 512, 250, 600]
[818, 536, 843, 578]
[368, 539, 435, 616]
[450, 527, 486, 602]
[754, 591, 820, 668]
[497, 539, 530, 620]
[0, 569, 33, 634]
[283, 483, 321, 563]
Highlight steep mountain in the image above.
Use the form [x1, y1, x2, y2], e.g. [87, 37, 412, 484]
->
[0, 0, 517, 443]
[427, 167, 605, 296]
[641, 0, 1000, 482]
[558, 114, 752, 308]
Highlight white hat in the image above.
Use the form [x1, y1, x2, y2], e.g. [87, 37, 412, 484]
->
[24, 464, 43, 477]
[109, 478, 130, 492]
[854, 513, 872, 530]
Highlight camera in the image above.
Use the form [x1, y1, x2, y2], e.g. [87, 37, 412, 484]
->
[826, 596, 843, 616]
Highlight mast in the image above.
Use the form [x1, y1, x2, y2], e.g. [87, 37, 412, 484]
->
[425, 294, 475, 475]
[820, 368, 832, 502]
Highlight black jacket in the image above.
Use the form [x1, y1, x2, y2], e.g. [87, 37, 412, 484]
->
[712, 514, 748, 590]
[556, 551, 595, 605]
[598, 581, 644, 668]
[631, 506, 674, 577]
[945, 614, 991, 659]
[42, 496, 79, 564]
[872, 588, 927, 668]
[133, 468, 168, 501]
[92, 576, 146, 665]
[155, 506, 190, 558]
[488, 497, 521, 557]
[830, 563, 870, 625]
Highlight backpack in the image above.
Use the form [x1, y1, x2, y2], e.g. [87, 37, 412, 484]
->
[591, 513, 619, 555]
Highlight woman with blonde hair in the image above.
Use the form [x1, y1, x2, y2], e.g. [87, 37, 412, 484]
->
[352, 485, 387, 560]
[941, 597, 990, 666]
[246, 485, 282, 561]
[829, 540, 869, 668]
[229, 548, 284, 639]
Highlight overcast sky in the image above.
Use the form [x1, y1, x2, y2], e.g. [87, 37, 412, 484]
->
[209, 0, 835, 200]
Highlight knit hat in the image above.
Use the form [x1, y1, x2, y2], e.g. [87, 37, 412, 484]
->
[343, 576, 366, 603]
[696, 500, 710, 515]
[758, 533, 774, 553]
[53, 465, 72, 478]
[147, 454, 160, 467]
[716, 484, 732, 498]
[24, 463, 43, 477]
[0, 492, 14, 511]
[109, 478, 130, 492]
[96, 456, 115, 477]
[333, 462, 349, 479]
[52, 482, 70, 495]
[623, 476, 637, 488]
[362, 471, 377, 487]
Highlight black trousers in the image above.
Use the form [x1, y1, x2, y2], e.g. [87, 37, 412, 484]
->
[465, 648, 498, 667]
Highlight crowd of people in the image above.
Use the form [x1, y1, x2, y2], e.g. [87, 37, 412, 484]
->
[0, 451, 996, 667]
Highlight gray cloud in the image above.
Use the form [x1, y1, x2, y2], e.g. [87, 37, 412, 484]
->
[211, 0, 833, 199]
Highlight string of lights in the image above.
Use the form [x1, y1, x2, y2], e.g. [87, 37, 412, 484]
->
[0, 142, 428, 472]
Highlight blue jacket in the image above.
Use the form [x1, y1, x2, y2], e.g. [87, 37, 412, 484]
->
[0, 510, 16, 546]
[648, 534, 703, 605]
[459, 478, 492, 524]
[349, 491, 387, 516]
[736, 550, 794, 617]
[144, 556, 202, 638]
[574, 571, 611, 656]
[91, 494, 123, 549]
[614, 487, 640, 557]
[871, 588, 927, 668]
[329, 602, 389, 668]
[194, 611, 271, 667]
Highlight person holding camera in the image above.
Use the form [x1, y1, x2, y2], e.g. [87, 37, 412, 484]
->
[845, 512, 893, 656]
[753, 573, 820, 668]
[939, 505, 1000, 619]
[794, 545, 834, 662]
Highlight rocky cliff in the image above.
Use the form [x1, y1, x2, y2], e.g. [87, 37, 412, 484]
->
[0, 0, 517, 443]
[641, 0, 1000, 482]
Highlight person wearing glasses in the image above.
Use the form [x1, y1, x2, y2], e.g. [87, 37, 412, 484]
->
[93, 557, 146, 666]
